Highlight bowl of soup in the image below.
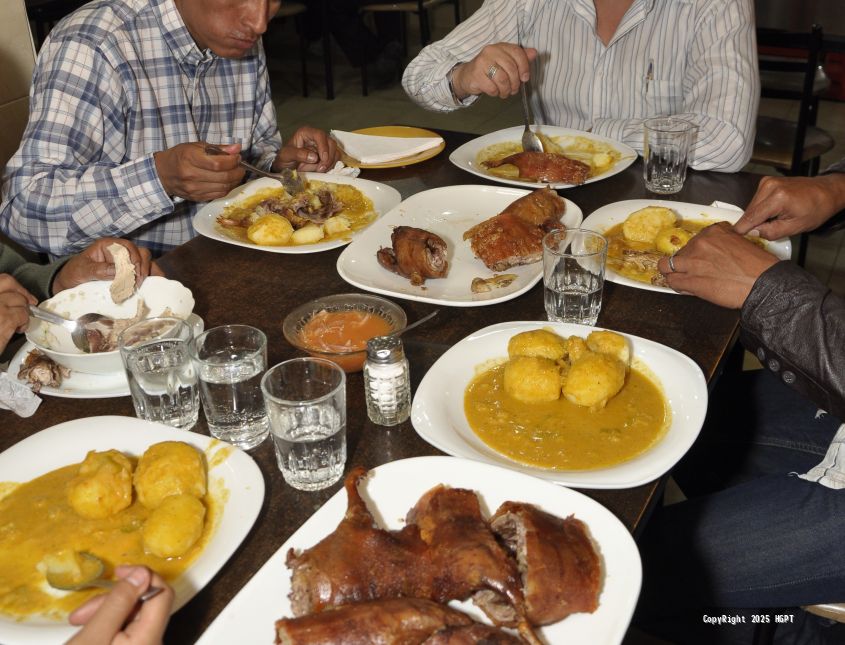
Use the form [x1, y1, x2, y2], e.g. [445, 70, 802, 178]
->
[282, 294, 406, 372]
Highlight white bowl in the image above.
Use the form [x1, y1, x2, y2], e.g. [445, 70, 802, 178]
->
[26, 277, 195, 375]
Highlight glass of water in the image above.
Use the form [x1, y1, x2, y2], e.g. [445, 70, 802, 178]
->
[118, 317, 200, 430]
[542, 228, 608, 326]
[192, 325, 269, 450]
[261, 358, 346, 491]
[643, 116, 694, 194]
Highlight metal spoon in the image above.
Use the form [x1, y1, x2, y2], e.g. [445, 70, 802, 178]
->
[388, 309, 439, 337]
[44, 551, 163, 601]
[517, 24, 544, 154]
[27, 305, 113, 353]
[204, 144, 305, 194]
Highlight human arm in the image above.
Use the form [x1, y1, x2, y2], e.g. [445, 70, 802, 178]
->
[0, 274, 37, 355]
[733, 173, 845, 239]
[67, 566, 174, 645]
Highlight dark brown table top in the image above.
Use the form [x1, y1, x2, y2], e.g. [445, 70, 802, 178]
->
[2, 129, 764, 643]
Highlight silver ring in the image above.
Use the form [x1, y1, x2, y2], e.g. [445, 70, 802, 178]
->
[486, 64, 499, 80]
[668, 253, 677, 273]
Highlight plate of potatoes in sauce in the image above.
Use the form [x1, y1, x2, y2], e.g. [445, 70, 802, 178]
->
[411, 321, 708, 489]
[581, 199, 792, 293]
[0, 416, 263, 644]
[192, 174, 401, 253]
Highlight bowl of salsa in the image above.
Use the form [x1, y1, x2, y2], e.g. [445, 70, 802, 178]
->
[282, 293, 407, 372]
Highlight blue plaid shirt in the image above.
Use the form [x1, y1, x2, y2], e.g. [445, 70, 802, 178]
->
[0, 0, 281, 256]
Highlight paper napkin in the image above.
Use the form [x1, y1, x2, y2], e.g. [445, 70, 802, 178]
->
[330, 130, 443, 164]
[0, 371, 41, 417]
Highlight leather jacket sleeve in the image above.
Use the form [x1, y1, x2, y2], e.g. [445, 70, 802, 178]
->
[740, 261, 845, 421]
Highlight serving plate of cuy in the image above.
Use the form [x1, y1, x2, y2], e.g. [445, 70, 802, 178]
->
[0, 416, 264, 645]
[196, 456, 641, 645]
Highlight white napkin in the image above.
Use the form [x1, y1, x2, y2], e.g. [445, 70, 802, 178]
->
[0, 371, 41, 417]
[326, 160, 361, 178]
[710, 201, 743, 213]
[330, 130, 443, 164]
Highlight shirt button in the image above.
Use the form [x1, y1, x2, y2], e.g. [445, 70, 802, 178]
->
[756, 348, 766, 361]
[768, 358, 780, 372]
[783, 371, 796, 385]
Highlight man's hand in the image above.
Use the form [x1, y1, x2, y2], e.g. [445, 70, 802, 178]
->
[154, 142, 245, 202]
[734, 174, 845, 239]
[450, 43, 538, 100]
[273, 126, 339, 173]
[52, 239, 163, 294]
[68, 566, 174, 645]
[0, 274, 36, 354]
[656, 222, 779, 309]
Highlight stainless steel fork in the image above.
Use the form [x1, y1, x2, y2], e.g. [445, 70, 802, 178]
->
[204, 144, 305, 194]
[517, 23, 544, 154]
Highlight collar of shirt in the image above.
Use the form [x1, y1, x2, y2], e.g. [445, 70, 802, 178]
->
[152, 0, 216, 69]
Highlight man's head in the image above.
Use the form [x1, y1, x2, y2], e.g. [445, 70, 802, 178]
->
[174, 0, 282, 58]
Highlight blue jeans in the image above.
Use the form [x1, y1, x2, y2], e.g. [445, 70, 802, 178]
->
[636, 370, 845, 644]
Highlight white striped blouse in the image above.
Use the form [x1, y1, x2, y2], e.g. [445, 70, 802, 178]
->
[402, 0, 759, 172]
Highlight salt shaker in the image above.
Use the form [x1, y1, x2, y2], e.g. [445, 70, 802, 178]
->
[364, 335, 411, 426]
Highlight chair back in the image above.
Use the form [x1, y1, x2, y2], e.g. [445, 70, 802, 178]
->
[0, 0, 37, 170]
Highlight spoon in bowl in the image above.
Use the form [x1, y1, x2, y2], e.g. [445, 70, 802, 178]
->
[27, 305, 114, 353]
[44, 551, 163, 601]
[387, 309, 439, 337]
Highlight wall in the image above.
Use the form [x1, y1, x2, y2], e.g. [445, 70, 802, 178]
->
[0, 0, 36, 169]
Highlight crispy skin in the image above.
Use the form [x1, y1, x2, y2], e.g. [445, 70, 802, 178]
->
[422, 624, 523, 644]
[17, 349, 70, 392]
[463, 188, 566, 272]
[275, 598, 474, 645]
[377, 226, 449, 286]
[486, 151, 590, 184]
[491, 502, 602, 625]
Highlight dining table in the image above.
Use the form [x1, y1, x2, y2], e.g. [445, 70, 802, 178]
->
[1, 128, 766, 643]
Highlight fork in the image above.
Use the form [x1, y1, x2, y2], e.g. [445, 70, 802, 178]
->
[517, 23, 544, 154]
[204, 144, 305, 194]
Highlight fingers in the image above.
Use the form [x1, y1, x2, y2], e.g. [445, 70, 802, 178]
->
[454, 43, 535, 99]
[288, 127, 339, 172]
[0, 290, 32, 350]
[155, 143, 247, 201]
[734, 176, 780, 236]
[122, 570, 174, 644]
[0, 274, 37, 302]
[67, 567, 153, 643]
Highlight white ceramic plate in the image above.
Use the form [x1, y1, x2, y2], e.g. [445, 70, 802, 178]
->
[412, 321, 707, 489]
[449, 126, 637, 189]
[196, 456, 641, 645]
[581, 199, 793, 294]
[192, 174, 402, 253]
[336, 185, 583, 306]
[0, 416, 264, 645]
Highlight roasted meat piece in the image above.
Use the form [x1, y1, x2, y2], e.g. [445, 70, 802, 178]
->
[17, 349, 70, 392]
[377, 226, 449, 286]
[275, 598, 473, 645]
[463, 188, 566, 272]
[485, 151, 590, 184]
[491, 501, 602, 625]
[422, 624, 523, 644]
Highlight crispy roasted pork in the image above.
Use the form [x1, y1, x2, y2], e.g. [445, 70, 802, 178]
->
[377, 226, 449, 286]
[485, 151, 590, 185]
[422, 624, 523, 644]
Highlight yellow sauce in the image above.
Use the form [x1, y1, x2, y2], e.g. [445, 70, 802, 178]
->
[465, 363, 670, 470]
[0, 459, 219, 622]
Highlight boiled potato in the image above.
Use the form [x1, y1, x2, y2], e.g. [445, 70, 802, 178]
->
[291, 223, 324, 245]
[134, 442, 206, 510]
[503, 356, 561, 403]
[67, 450, 133, 519]
[586, 330, 630, 366]
[562, 352, 627, 410]
[247, 213, 293, 246]
[654, 226, 694, 255]
[323, 215, 351, 236]
[565, 336, 589, 363]
[508, 329, 567, 361]
[142, 494, 206, 558]
[622, 206, 677, 243]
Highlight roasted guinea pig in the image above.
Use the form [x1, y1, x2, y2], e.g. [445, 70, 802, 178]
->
[17, 349, 70, 392]
[463, 187, 566, 271]
[377, 226, 449, 286]
[485, 151, 590, 184]
[490, 501, 602, 625]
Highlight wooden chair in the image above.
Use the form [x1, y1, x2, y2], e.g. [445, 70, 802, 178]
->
[359, 0, 460, 95]
[272, 3, 310, 98]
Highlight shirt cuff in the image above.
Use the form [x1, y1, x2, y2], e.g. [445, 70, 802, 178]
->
[433, 60, 479, 110]
[112, 155, 175, 231]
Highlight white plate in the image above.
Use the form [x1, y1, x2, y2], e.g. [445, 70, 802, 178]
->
[197, 456, 641, 645]
[9, 315, 205, 398]
[412, 321, 707, 489]
[192, 174, 401, 253]
[449, 126, 637, 189]
[582, 199, 793, 294]
[0, 416, 264, 645]
[336, 185, 583, 306]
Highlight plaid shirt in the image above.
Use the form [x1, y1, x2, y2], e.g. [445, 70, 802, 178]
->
[0, 0, 281, 256]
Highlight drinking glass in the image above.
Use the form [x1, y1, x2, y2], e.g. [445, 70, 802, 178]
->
[118, 317, 200, 430]
[192, 325, 269, 450]
[261, 358, 346, 491]
[542, 228, 608, 326]
[643, 117, 694, 194]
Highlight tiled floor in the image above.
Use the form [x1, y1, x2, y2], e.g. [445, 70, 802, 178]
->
[263, 18, 845, 298]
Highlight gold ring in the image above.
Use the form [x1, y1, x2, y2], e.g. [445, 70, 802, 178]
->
[668, 253, 677, 273]
[486, 64, 499, 80]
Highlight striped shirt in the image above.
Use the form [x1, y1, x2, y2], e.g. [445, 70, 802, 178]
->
[0, 0, 281, 256]
[403, 0, 759, 172]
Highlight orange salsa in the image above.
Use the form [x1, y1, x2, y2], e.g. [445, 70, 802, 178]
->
[299, 310, 393, 371]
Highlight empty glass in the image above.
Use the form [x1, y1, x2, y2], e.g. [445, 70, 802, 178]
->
[543, 228, 608, 326]
[643, 117, 694, 194]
